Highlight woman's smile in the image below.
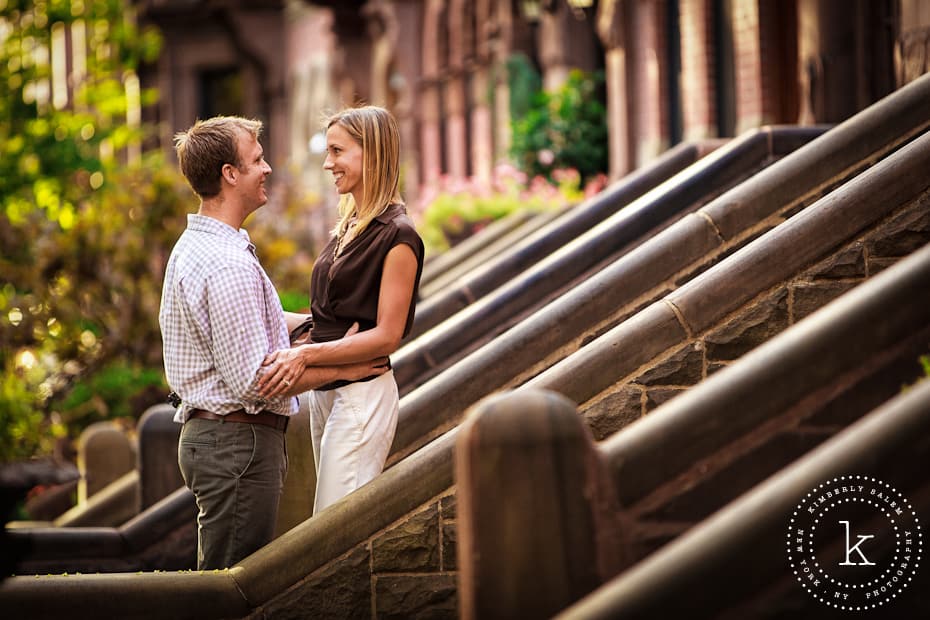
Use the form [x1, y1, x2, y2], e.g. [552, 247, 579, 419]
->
[324, 124, 363, 198]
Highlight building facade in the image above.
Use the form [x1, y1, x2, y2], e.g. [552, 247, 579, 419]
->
[135, 0, 930, 202]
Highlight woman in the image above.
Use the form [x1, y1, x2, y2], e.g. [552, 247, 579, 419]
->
[260, 106, 423, 514]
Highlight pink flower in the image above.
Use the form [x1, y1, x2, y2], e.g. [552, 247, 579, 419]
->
[584, 173, 609, 198]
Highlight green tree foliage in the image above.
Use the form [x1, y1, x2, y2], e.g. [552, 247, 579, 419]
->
[509, 65, 608, 183]
[0, 0, 192, 461]
[506, 52, 543, 120]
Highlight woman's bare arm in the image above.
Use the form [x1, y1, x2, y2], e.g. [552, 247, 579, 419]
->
[258, 244, 418, 394]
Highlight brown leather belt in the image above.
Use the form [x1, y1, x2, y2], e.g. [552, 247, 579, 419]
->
[188, 408, 289, 432]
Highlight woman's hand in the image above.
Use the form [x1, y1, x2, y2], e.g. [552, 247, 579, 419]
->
[258, 356, 391, 399]
[258, 322, 364, 397]
[258, 346, 311, 397]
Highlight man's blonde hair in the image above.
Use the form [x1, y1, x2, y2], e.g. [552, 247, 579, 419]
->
[326, 106, 402, 241]
[174, 116, 263, 198]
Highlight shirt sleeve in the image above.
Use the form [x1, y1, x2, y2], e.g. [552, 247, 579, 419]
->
[387, 218, 425, 338]
[204, 264, 271, 401]
[389, 219, 425, 266]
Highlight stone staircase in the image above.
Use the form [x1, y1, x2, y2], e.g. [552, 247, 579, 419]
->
[3, 72, 929, 619]
[456, 229, 930, 619]
[394, 127, 819, 396]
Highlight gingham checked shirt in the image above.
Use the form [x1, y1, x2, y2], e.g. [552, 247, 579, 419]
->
[159, 214, 297, 423]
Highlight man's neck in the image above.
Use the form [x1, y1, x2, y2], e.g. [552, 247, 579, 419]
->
[199, 196, 245, 230]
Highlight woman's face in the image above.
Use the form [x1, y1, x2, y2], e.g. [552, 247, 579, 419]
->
[324, 123, 363, 202]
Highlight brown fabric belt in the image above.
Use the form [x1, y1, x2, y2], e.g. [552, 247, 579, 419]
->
[188, 408, 289, 432]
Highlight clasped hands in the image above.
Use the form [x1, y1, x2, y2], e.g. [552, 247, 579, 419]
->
[257, 322, 389, 397]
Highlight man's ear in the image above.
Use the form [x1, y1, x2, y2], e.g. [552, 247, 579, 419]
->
[221, 163, 237, 185]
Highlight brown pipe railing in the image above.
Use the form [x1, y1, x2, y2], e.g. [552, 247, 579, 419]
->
[420, 208, 568, 299]
[527, 129, 930, 430]
[9, 486, 195, 573]
[419, 208, 541, 296]
[51, 470, 139, 528]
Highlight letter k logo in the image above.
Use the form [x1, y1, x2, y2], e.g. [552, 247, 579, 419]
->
[838, 520, 875, 566]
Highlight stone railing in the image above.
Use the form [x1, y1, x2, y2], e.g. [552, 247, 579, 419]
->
[460, 240, 930, 618]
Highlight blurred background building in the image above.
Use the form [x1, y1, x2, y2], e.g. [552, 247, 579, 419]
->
[130, 0, 930, 206]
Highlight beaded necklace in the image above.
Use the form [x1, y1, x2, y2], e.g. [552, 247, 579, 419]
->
[334, 217, 359, 258]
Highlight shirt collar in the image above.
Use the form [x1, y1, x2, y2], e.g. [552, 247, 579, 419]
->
[373, 203, 405, 225]
[187, 214, 255, 253]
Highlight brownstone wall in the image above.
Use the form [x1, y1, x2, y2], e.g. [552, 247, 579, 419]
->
[758, 0, 799, 123]
[253, 492, 459, 619]
[579, 194, 930, 439]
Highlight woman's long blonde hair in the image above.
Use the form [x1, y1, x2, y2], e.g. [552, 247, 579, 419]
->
[326, 106, 403, 244]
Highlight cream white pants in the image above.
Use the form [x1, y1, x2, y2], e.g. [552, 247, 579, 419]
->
[307, 370, 399, 514]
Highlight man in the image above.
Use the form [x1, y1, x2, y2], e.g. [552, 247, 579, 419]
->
[160, 116, 386, 570]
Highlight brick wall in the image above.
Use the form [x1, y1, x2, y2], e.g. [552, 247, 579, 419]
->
[758, 0, 799, 123]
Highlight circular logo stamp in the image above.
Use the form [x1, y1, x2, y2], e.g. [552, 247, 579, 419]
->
[787, 475, 922, 612]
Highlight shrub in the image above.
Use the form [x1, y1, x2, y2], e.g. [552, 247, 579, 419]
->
[244, 170, 328, 311]
[1, 157, 193, 460]
[0, 0, 172, 461]
[414, 164, 606, 256]
[510, 67, 608, 183]
[0, 2, 330, 461]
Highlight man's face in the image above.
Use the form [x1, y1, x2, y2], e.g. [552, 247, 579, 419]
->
[235, 131, 272, 210]
[323, 123, 364, 202]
